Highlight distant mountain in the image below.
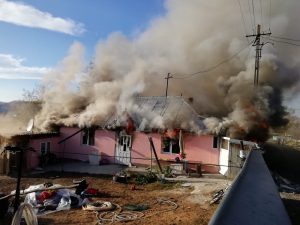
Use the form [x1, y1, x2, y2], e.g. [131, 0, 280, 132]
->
[0, 101, 42, 116]
[0, 102, 9, 113]
[0, 101, 26, 113]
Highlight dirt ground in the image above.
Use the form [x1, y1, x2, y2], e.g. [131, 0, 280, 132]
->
[0, 172, 229, 225]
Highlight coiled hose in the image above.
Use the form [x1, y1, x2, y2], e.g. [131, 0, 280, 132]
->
[11, 203, 38, 225]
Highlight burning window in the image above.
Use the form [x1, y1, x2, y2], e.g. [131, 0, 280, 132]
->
[40, 142, 50, 155]
[82, 128, 95, 146]
[162, 130, 180, 154]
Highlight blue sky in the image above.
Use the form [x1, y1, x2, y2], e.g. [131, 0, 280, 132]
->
[0, 0, 165, 102]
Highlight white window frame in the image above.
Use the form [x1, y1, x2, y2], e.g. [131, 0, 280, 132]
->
[118, 135, 132, 149]
[162, 137, 180, 154]
[82, 128, 95, 146]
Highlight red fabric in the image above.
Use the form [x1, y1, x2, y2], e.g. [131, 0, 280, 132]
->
[85, 188, 98, 195]
[37, 190, 56, 202]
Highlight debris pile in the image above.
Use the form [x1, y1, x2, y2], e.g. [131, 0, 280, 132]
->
[209, 185, 230, 205]
[24, 183, 77, 215]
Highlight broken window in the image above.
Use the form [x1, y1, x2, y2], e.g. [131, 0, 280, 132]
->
[118, 135, 132, 149]
[162, 130, 180, 154]
[40, 142, 50, 155]
[82, 128, 95, 146]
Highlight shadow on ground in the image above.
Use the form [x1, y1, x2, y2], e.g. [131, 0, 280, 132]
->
[263, 143, 300, 183]
[263, 143, 300, 225]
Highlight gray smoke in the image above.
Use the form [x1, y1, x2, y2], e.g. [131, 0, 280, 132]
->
[28, 0, 300, 141]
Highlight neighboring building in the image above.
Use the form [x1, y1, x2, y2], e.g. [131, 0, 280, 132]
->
[219, 137, 257, 178]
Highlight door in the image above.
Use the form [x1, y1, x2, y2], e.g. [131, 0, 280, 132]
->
[228, 143, 243, 178]
[116, 135, 132, 165]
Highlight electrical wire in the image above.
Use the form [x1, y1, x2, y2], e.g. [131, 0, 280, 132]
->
[236, 0, 251, 43]
[248, 0, 255, 32]
[171, 43, 252, 80]
[251, 0, 256, 29]
[272, 35, 300, 43]
[269, 0, 272, 30]
[270, 38, 300, 47]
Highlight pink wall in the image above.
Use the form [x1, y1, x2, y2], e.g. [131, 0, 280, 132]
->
[26, 127, 219, 173]
[131, 132, 161, 166]
[183, 134, 219, 172]
[94, 129, 116, 163]
[131, 132, 219, 172]
[26, 127, 116, 169]
[58, 127, 116, 163]
[27, 136, 60, 169]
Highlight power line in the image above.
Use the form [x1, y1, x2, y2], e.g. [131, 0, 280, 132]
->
[248, 0, 255, 31]
[269, 0, 272, 30]
[251, 0, 256, 29]
[171, 43, 252, 80]
[272, 35, 300, 43]
[246, 24, 271, 86]
[236, 0, 250, 43]
[270, 38, 300, 47]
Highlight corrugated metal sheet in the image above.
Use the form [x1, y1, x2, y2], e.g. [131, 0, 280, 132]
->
[105, 96, 206, 132]
[13, 131, 60, 138]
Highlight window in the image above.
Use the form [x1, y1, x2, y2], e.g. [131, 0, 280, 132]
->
[118, 135, 132, 149]
[82, 128, 95, 145]
[41, 142, 50, 155]
[213, 136, 219, 148]
[162, 136, 180, 154]
[221, 138, 229, 150]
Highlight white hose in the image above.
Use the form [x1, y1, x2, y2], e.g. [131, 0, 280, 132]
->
[11, 203, 38, 225]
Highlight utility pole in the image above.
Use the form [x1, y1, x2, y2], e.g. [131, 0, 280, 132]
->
[246, 24, 271, 86]
[165, 73, 173, 97]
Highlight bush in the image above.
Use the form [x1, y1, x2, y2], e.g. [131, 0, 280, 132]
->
[135, 171, 157, 185]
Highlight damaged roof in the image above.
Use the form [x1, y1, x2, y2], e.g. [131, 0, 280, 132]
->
[13, 131, 60, 138]
[105, 96, 206, 132]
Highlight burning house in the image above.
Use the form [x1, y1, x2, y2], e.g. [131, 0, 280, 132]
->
[1, 1, 299, 177]
[0, 95, 259, 178]
[10, 96, 220, 174]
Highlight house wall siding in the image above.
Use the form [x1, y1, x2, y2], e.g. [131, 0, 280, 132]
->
[58, 127, 116, 163]
[27, 136, 60, 169]
[131, 132, 161, 166]
[26, 128, 219, 173]
[131, 132, 219, 172]
[26, 127, 116, 169]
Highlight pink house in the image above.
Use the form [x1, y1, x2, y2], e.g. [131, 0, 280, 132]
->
[20, 96, 220, 173]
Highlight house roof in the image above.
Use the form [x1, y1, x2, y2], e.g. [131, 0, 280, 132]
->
[104, 96, 206, 132]
[13, 131, 60, 139]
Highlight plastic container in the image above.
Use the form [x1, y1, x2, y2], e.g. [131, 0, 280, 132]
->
[88, 152, 100, 165]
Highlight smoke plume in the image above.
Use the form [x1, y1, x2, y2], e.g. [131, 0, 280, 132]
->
[25, 0, 300, 141]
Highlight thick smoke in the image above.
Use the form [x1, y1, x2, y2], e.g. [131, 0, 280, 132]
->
[0, 101, 40, 137]
[29, 0, 300, 141]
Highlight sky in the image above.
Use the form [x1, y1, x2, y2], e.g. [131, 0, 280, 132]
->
[0, 0, 299, 116]
[0, 0, 165, 102]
